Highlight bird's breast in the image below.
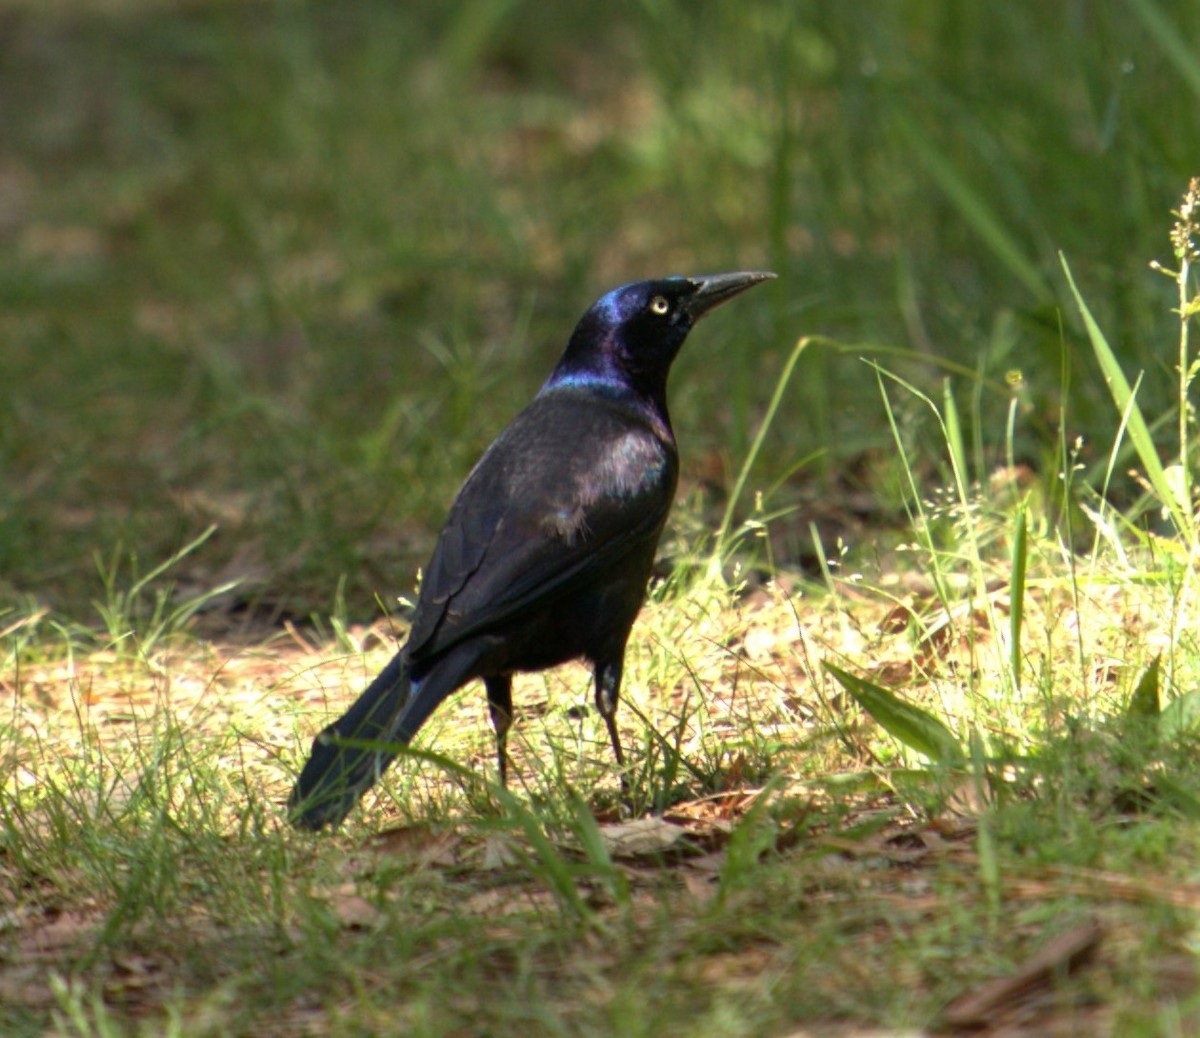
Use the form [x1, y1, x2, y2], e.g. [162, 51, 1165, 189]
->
[555, 431, 673, 539]
[539, 503, 591, 545]
[592, 429, 674, 499]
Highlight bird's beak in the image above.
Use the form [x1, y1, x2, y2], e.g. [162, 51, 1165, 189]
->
[682, 270, 776, 320]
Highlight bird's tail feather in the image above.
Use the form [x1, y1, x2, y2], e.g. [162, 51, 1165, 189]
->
[289, 654, 414, 830]
[289, 645, 483, 830]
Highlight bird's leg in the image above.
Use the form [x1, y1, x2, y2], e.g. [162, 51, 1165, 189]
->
[593, 659, 628, 797]
[484, 675, 514, 787]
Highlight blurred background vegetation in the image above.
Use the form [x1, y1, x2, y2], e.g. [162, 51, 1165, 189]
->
[1, 0, 1197, 623]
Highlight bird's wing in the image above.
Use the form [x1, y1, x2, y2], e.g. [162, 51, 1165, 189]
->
[403, 390, 677, 662]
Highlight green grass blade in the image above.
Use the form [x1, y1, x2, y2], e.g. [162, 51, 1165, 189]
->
[1151, 773, 1200, 819]
[1127, 655, 1161, 719]
[943, 378, 968, 487]
[124, 525, 220, 602]
[825, 662, 965, 765]
[893, 111, 1050, 302]
[566, 790, 630, 908]
[717, 772, 788, 903]
[969, 728, 1001, 917]
[494, 790, 591, 921]
[1009, 503, 1028, 694]
[1061, 254, 1190, 535]
[713, 334, 812, 563]
[1126, 0, 1200, 102]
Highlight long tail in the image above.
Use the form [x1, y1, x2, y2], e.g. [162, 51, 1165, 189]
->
[288, 644, 483, 830]
[288, 654, 413, 830]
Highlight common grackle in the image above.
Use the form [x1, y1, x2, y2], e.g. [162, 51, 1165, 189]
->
[289, 270, 775, 830]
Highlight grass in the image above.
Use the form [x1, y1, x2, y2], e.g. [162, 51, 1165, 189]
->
[3, 1, 1199, 619]
[7, 491, 1200, 1035]
[3, 0, 1200, 1034]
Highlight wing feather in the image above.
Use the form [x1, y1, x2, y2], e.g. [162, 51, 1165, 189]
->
[403, 388, 676, 663]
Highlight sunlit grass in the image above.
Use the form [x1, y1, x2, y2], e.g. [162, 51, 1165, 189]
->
[6, 465, 1200, 1033]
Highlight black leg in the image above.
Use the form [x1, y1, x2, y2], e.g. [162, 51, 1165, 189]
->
[484, 675, 513, 786]
[593, 657, 626, 777]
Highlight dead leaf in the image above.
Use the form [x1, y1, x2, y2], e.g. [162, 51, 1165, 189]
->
[696, 945, 776, 987]
[481, 834, 525, 870]
[0, 967, 58, 1010]
[940, 919, 1105, 1029]
[21, 909, 98, 956]
[667, 789, 761, 822]
[780, 1030, 928, 1038]
[879, 602, 915, 634]
[680, 867, 718, 903]
[599, 817, 686, 859]
[327, 888, 380, 930]
[364, 823, 461, 868]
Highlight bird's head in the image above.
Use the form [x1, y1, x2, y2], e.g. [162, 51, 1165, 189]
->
[548, 270, 776, 404]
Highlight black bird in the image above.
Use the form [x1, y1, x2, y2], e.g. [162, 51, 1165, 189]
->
[289, 270, 775, 830]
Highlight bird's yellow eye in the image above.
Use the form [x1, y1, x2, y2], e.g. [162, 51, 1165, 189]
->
[649, 295, 670, 315]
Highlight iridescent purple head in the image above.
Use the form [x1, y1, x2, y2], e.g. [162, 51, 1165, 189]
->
[546, 270, 775, 399]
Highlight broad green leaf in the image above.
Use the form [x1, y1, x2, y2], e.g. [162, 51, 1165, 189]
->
[825, 662, 964, 765]
[1160, 689, 1200, 738]
[1127, 655, 1161, 719]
